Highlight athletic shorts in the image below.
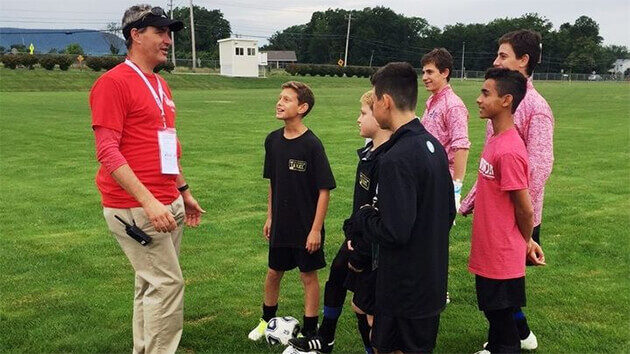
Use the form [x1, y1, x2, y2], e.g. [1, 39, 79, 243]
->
[371, 313, 440, 353]
[475, 275, 526, 311]
[269, 246, 326, 273]
[345, 269, 376, 315]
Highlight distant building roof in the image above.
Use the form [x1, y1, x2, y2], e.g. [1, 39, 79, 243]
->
[262, 51, 297, 61]
[0, 28, 125, 55]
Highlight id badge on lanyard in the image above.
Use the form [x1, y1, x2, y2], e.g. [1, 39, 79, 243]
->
[125, 59, 179, 175]
[158, 128, 179, 174]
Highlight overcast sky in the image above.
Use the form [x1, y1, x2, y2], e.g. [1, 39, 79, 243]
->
[1, 0, 629, 47]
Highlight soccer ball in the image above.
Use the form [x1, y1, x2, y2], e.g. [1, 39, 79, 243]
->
[264, 316, 301, 345]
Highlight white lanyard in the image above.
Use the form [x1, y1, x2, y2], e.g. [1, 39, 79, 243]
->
[125, 59, 167, 128]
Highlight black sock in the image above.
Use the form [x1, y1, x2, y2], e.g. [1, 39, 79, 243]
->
[513, 308, 531, 340]
[262, 303, 277, 322]
[319, 317, 338, 342]
[303, 315, 319, 337]
[356, 313, 371, 349]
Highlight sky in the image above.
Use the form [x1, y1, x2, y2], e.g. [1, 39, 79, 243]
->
[1, 0, 629, 47]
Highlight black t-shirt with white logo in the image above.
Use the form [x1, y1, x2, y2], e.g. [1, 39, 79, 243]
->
[263, 128, 336, 248]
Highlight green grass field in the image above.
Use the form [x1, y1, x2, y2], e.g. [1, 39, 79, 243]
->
[1, 68, 629, 353]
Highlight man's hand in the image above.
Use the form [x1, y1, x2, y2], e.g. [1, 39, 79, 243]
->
[182, 193, 205, 227]
[527, 240, 546, 266]
[263, 217, 272, 241]
[305, 230, 321, 253]
[143, 198, 177, 233]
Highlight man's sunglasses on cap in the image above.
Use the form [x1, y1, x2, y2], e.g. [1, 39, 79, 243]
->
[123, 7, 184, 40]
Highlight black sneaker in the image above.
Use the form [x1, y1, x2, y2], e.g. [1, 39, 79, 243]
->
[289, 335, 334, 354]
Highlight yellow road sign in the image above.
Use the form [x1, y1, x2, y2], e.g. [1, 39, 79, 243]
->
[338, 59, 344, 67]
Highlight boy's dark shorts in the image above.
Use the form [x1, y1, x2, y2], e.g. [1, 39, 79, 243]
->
[345, 269, 376, 315]
[475, 275, 526, 311]
[269, 246, 326, 273]
[371, 313, 440, 353]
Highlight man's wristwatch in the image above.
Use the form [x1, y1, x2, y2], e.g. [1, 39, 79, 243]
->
[177, 184, 189, 192]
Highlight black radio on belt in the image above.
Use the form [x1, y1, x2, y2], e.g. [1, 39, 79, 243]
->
[114, 215, 153, 246]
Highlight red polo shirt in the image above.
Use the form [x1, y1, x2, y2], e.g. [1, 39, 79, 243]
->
[90, 62, 181, 208]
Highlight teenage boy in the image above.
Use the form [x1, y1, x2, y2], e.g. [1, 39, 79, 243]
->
[461, 30, 554, 349]
[353, 62, 455, 353]
[420, 48, 470, 210]
[289, 90, 392, 354]
[248, 81, 336, 343]
[469, 68, 546, 354]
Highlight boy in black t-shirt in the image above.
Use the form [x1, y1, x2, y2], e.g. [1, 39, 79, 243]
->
[248, 81, 336, 343]
[355, 63, 455, 353]
[289, 90, 392, 354]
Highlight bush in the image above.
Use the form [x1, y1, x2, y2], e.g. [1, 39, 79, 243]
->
[85, 56, 102, 71]
[102, 56, 124, 71]
[1, 54, 19, 69]
[285, 63, 298, 75]
[56, 55, 74, 71]
[155, 61, 175, 73]
[39, 56, 57, 70]
[15, 54, 38, 69]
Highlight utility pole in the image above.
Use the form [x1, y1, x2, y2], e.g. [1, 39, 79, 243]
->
[369, 49, 374, 67]
[189, 0, 197, 70]
[460, 41, 465, 80]
[169, 0, 176, 67]
[343, 13, 351, 67]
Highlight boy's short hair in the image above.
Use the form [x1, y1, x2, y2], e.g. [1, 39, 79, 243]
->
[421, 48, 453, 82]
[282, 81, 315, 117]
[498, 29, 542, 76]
[370, 62, 418, 112]
[484, 68, 527, 114]
[359, 89, 375, 108]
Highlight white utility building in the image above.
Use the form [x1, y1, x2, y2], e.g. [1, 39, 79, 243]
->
[218, 38, 260, 77]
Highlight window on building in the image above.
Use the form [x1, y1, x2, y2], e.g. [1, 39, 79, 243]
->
[235, 47, 244, 56]
[247, 48, 256, 56]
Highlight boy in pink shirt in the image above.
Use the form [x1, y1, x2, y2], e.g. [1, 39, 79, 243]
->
[461, 30, 553, 349]
[470, 68, 545, 354]
[420, 48, 470, 210]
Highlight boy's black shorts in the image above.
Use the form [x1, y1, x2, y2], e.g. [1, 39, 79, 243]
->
[371, 313, 440, 353]
[344, 269, 376, 315]
[269, 246, 326, 273]
[475, 275, 526, 311]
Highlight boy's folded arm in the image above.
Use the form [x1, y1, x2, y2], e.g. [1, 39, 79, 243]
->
[355, 161, 417, 247]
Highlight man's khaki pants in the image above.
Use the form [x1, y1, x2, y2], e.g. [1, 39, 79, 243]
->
[103, 196, 185, 354]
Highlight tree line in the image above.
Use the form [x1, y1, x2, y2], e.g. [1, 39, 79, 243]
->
[262, 9, 628, 74]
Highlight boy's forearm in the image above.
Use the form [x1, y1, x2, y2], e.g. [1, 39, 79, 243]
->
[452, 149, 469, 182]
[310, 189, 330, 232]
[511, 189, 534, 242]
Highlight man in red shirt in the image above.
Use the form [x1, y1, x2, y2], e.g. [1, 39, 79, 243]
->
[90, 4, 204, 353]
[469, 68, 545, 353]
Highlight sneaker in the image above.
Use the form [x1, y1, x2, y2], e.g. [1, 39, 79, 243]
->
[247, 318, 268, 341]
[289, 335, 334, 354]
[474, 350, 490, 354]
[521, 331, 538, 350]
[282, 344, 317, 354]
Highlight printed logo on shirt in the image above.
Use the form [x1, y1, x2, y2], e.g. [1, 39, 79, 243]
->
[164, 96, 176, 112]
[479, 157, 495, 179]
[288, 159, 307, 172]
[359, 172, 370, 191]
[426, 140, 435, 153]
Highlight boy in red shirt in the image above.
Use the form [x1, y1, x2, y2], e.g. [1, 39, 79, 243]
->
[469, 68, 545, 353]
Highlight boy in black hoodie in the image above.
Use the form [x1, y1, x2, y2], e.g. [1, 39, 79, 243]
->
[289, 90, 391, 354]
[354, 62, 455, 353]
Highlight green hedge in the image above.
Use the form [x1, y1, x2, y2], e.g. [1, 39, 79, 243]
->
[285, 64, 378, 78]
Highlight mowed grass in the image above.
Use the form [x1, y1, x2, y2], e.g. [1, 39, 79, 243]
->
[1, 68, 629, 353]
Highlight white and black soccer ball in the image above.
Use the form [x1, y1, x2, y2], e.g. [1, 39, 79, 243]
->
[264, 316, 301, 345]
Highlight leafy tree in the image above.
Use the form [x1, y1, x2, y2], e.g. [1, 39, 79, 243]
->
[64, 43, 84, 55]
[110, 44, 120, 55]
[172, 5, 231, 59]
